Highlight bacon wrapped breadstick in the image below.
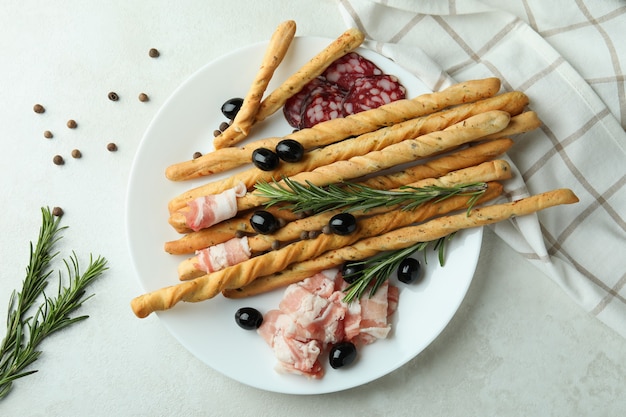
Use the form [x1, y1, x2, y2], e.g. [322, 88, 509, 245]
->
[164, 78, 502, 181]
[167, 91, 527, 213]
[131, 188, 578, 317]
[212, 20, 296, 149]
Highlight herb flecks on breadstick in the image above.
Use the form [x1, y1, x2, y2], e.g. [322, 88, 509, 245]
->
[164, 78, 502, 181]
[213, 20, 297, 149]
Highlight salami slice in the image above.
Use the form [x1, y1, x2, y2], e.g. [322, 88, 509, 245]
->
[321, 52, 383, 91]
[282, 77, 328, 128]
[299, 83, 346, 129]
[342, 74, 407, 115]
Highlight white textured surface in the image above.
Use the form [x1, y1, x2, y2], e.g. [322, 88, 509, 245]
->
[0, 1, 625, 415]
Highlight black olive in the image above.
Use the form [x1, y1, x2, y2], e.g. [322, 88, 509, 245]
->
[397, 257, 421, 284]
[341, 261, 365, 284]
[250, 210, 280, 234]
[252, 148, 279, 171]
[329, 342, 357, 369]
[221, 97, 244, 120]
[328, 213, 357, 235]
[235, 307, 263, 330]
[275, 139, 305, 163]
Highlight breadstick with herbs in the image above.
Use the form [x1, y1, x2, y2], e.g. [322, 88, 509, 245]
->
[164, 77, 502, 181]
[223, 188, 579, 299]
[165, 139, 515, 254]
[167, 91, 527, 213]
[212, 20, 296, 149]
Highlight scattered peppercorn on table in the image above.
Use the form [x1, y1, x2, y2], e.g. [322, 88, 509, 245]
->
[1, 1, 626, 416]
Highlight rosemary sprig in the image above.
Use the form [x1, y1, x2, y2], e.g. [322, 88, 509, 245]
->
[254, 177, 487, 214]
[0, 207, 108, 400]
[342, 235, 454, 304]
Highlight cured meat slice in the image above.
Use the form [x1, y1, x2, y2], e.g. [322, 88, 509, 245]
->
[282, 77, 328, 128]
[299, 83, 346, 129]
[183, 182, 247, 231]
[194, 237, 251, 273]
[321, 52, 383, 90]
[342, 74, 407, 115]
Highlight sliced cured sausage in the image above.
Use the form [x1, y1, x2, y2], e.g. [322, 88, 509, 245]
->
[342, 74, 407, 115]
[299, 83, 346, 129]
[321, 52, 383, 91]
[282, 77, 328, 128]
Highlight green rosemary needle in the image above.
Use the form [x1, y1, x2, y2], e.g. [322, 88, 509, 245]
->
[0, 207, 108, 400]
[342, 235, 454, 304]
[254, 177, 487, 214]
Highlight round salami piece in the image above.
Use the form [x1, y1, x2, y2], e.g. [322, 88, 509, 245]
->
[321, 52, 383, 91]
[283, 77, 329, 128]
[342, 74, 407, 115]
[299, 83, 346, 129]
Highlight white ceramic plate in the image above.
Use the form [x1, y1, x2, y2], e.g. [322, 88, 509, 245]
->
[126, 37, 482, 395]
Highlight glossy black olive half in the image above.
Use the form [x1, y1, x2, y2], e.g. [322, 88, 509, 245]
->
[221, 97, 244, 120]
[397, 257, 421, 284]
[329, 342, 357, 369]
[252, 147, 279, 171]
[275, 139, 305, 163]
[328, 213, 357, 235]
[250, 210, 280, 235]
[235, 307, 263, 330]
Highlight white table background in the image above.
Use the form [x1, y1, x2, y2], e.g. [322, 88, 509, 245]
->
[1, 1, 625, 416]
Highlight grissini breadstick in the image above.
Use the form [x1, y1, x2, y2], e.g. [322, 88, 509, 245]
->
[131, 188, 578, 317]
[481, 110, 541, 141]
[235, 110, 510, 212]
[212, 20, 296, 149]
[177, 163, 510, 280]
[167, 91, 527, 213]
[131, 183, 502, 318]
[165, 139, 515, 254]
[223, 188, 579, 298]
[164, 78, 502, 181]
[254, 28, 365, 124]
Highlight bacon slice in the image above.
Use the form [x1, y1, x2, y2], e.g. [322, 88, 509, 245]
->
[183, 182, 246, 231]
[258, 268, 397, 378]
[194, 237, 251, 273]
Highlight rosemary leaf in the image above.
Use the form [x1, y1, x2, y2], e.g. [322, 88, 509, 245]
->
[0, 207, 108, 400]
[342, 236, 452, 304]
[254, 177, 487, 214]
